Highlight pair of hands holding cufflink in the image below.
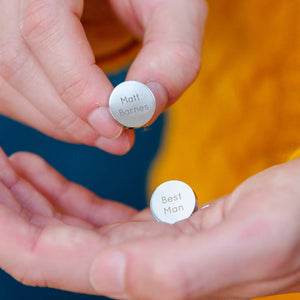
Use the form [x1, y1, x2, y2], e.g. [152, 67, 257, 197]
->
[1, 0, 300, 299]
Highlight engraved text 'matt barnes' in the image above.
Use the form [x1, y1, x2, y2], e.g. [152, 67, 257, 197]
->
[109, 81, 156, 128]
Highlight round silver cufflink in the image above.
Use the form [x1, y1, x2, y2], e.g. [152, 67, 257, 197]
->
[150, 180, 198, 224]
[109, 81, 156, 129]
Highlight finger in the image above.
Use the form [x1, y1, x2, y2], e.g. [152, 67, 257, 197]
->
[190, 194, 231, 231]
[0, 76, 76, 142]
[0, 1, 100, 146]
[0, 202, 108, 294]
[0, 157, 92, 230]
[97, 197, 229, 247]
[131, 208, 156, 221]
[28, 213, 94, 230]
[1, 1, 131, 154]
[10, 152, 137, 227]
[95, 129, 135, 155]
[144, 81, 169, 126]
[0, 148, 97, 230]
[98, 202, 232, 247]
[0, 147, 54, 216]
[20, 0, 123, 140]
[0, 180, 20, 212]
[112, 0, 208, 117]
[0, 161, 61, 226]
[97, 217, 177, 246]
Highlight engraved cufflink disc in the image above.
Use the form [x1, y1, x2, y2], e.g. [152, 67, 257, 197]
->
[150, 180, 198, 224]
[109, 81, 156, 128]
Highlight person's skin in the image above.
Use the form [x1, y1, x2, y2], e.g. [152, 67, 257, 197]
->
[1, 146, 300, 300]
[0, 0, 207, 155]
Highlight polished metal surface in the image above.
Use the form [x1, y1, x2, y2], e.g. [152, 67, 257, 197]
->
[150, 180, 198, 224]
[109, 81, 156, 128]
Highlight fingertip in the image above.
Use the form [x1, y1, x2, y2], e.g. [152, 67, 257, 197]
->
[125, 0, 207, 108]
[9, 151, 47, 171]
[95, 130, 135, 155]
[145, 81, 169, 125]
[88, 107, 123, 139]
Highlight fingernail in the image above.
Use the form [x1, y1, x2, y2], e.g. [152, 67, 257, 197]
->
[146, 82, 168, 105]
[145, 82, 168, 123]
[90, 250, 126, 297]
[88, 107, 123, 139]
[95, 134, 131, 155]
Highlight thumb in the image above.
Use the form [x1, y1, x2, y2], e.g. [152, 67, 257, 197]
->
[128, 0, 207, 112]
[89, 209, 254, 300]
[89, 232, 239, 300]
[110, 0, 208, 124]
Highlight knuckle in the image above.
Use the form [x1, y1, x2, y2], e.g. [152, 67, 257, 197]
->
[175, 43, 202, 79]
[0, 40, 29, 79]
[56, 113, 81, 134]
[59, 76, 88, 112]
[21, 1, 59, 41]
[55, 113, 98, 145]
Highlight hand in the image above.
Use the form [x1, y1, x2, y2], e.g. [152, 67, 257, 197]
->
[0, 146, 178, 295]
[89, 158, 300, 300]
[1, 147, 300, 299]
[0, 0, 207, 155]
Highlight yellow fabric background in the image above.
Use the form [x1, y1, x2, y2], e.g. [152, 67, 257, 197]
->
[83, 0, 141, 73]
[148, 0, 300, 299]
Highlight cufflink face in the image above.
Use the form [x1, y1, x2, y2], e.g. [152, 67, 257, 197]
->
[109, 81, 156, 128]
[150, 180, 198, 224]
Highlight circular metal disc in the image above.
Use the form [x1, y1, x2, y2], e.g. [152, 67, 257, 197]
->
[109, 81, 156, 128]
[150, 180, 198, 224]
